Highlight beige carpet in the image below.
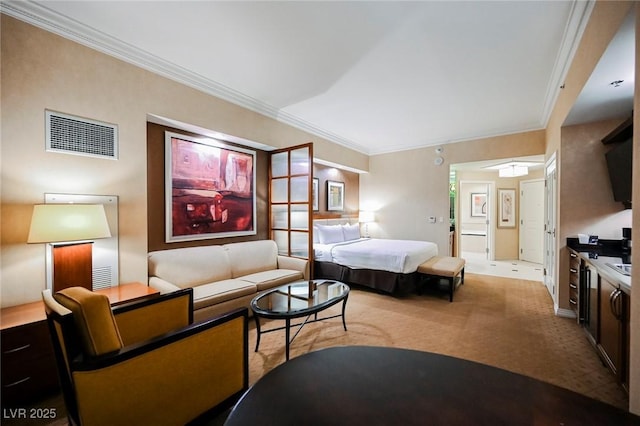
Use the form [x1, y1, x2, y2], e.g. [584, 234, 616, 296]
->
[249, 273, 629, 410]
[12, 273, 629, 425]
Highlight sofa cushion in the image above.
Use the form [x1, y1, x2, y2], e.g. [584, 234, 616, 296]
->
[148, 246, 231, 289]
[192, 279, 257, 310]
[239, 269, 304, 291]
[225, 240, 278, 278]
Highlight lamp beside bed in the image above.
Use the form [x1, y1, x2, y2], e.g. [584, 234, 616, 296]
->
[358, 211, 375, 238]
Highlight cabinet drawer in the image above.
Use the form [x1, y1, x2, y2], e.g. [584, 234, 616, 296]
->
[2, 320, 51, 351]
[1, 321, 59, 405]
[569, 297, 579, 312]
[2, 358, 59, 405]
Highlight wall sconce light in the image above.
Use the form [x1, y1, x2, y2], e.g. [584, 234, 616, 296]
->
[358, 211, 375, 238]
[28, 204, 111, 292]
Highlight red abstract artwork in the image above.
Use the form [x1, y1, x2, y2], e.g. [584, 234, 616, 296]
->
[165, 132, 256, 242]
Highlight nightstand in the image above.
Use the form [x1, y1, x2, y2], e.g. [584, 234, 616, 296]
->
[1, 282, 159, 405]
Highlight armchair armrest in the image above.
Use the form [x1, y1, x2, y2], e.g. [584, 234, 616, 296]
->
[277, 255, 310, 280]
[72, 308, 248, 425]
[149, 276, 181, 294]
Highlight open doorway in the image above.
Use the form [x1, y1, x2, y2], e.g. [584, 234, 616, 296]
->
[451, 156, 545, 281]
[458, 181, 493, 261]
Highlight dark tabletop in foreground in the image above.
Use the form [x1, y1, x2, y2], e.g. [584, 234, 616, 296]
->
[225, 346, 640, 426]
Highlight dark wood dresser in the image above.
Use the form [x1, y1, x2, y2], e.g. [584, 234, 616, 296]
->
[1, 301, 59, 405]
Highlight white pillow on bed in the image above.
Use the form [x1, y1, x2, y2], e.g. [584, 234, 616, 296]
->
[316, 224, 344, 244]
[342, 223, 361, 241]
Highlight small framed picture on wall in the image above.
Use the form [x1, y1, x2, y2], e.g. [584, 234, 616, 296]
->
[498, 188, 516, 228]
[327, 180, 344, 211]
[470, 193, 487, 217]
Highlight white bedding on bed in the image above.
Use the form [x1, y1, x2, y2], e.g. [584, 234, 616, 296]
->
[314, 238, 438, 274]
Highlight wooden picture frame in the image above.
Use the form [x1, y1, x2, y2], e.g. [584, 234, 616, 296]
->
[312, 178, 319, 211]
[165, 131, 256, 242]
[327, 180, 344, 211]
[498, 188, 516, 228]
[471, 193, 487, 217]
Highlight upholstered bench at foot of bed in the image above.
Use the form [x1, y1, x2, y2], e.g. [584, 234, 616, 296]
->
[417, 256, 466, 302]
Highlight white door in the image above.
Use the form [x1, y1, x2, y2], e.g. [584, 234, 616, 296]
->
[519, 179, 544, 264]
[544, 157, 558, 300]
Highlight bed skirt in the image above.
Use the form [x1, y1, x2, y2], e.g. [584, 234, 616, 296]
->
[313, 261, 419, 294]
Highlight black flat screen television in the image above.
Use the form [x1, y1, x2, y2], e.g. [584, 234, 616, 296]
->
[605, 137, 633, 208]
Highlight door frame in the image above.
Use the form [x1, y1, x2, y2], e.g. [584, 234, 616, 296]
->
[544, 152, 558, 305]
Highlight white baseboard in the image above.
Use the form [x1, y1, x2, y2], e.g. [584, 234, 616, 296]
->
[555, 305, 577, 318]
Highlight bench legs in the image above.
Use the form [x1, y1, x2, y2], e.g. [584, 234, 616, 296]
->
[446, 268, 464, 302]
[419, 268, 464, 302]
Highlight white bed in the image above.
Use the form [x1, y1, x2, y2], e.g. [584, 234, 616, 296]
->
[312, 220, 438, 293]
[314, 238, 438, 274]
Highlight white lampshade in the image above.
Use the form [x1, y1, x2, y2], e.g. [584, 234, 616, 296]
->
[358, 211, 375, 223]
[28, 204, 111, 243]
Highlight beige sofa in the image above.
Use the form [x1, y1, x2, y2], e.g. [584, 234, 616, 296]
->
[148, 240, 309, 321]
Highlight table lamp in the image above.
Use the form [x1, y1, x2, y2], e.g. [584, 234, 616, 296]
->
[358, 211, 375, 238]
[28, 204, 111, 292]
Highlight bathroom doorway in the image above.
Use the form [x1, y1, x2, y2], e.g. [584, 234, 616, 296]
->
[458, 181, 494, 261]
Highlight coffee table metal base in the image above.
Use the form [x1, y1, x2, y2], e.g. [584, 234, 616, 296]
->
[253, 308, 347, 361]
[251, 280, 349, 361]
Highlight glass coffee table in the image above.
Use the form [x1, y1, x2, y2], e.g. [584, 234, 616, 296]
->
[250, 280, 349, 361]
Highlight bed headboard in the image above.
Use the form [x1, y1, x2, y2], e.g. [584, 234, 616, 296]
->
[312, 218, 359, 227]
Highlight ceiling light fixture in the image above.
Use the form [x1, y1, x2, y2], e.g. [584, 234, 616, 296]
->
[484, 160, 540, 177]
[610, 80, 624, 87]
[498, 164, 528, 177]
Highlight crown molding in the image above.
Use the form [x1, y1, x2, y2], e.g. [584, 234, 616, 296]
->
[539, 0, 595, 127]
[2, 1, 592, 156]
[1, 1, 371, 155]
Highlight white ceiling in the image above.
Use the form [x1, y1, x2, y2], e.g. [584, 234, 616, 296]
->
[2, 1, 633, 156]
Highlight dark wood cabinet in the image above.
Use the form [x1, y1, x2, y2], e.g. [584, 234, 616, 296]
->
[568, 250, 580, 320]
[623, 294, 630, 392]
[566, 246, 631, 395]
[1, 319, 59, 405]
[597, 275, 629, 388]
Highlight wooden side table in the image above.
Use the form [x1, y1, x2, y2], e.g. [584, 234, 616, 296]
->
[1, 282, 159, 406]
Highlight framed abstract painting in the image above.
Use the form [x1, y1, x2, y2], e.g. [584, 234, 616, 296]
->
[165, 131, 256, 242]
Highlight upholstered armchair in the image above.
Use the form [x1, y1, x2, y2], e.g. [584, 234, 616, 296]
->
[42, 286, 248, 426]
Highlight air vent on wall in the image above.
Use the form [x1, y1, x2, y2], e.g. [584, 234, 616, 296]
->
[46, 110, 118, 159]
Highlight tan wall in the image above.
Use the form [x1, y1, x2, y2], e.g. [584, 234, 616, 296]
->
[0, 15, 367, 307]
[361, 131, 545, 254]
[312, 164, 360, 217]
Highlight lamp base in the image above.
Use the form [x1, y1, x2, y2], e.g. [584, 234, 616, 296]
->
[52, 242, 93, 293]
